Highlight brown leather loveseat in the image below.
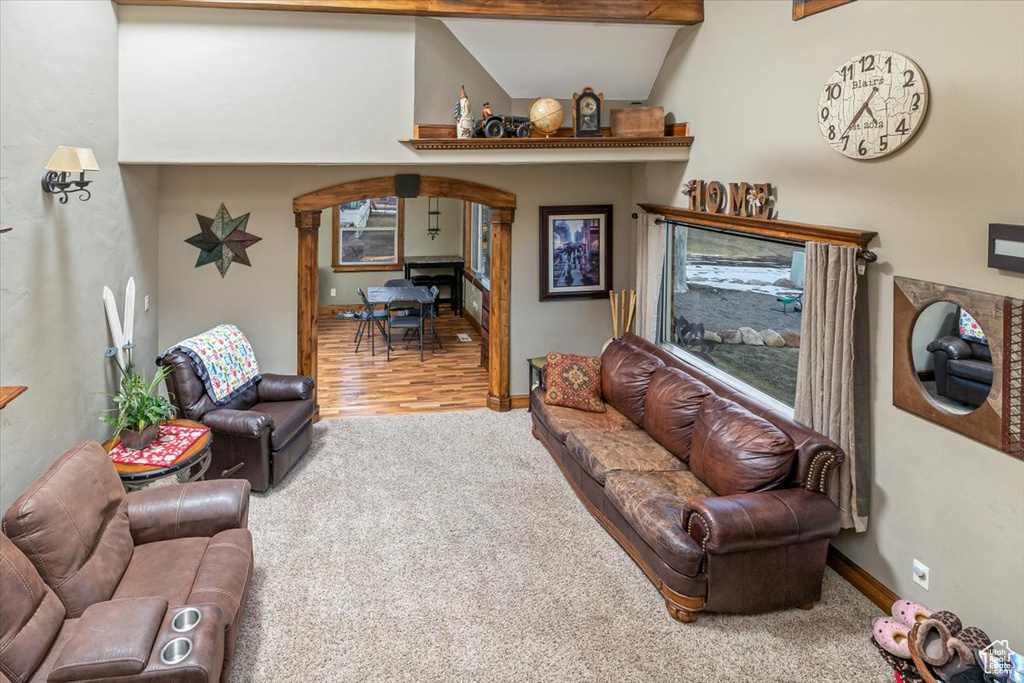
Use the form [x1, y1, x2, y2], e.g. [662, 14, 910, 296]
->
[1, 441, 253, 683]
[531, 333, 844, 623]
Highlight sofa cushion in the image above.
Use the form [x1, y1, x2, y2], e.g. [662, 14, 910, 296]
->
[689, 396, 795, 496]
[565, 429, 685, 485]
[643, 367, 713, 462]
[531, 389, 637, 444]
[250, 399, 315, 451]
[946, 358, 994, 384]
[3, 441, 134, 618]
[112, 529, 253, 664]
[601, 340, 664, 427]
[605, 470, 714, 577]
[113, 537, 211, 606]
[544, 352, 605, 413]
[1, 534, 66, 683]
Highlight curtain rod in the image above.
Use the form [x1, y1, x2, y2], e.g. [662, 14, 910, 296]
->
[630, 212, 878, 263]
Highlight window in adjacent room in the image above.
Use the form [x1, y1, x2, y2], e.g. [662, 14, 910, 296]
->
[469, 203, 491, 288]
[332, 197, 404, 271]
[662, 222, 805, 406]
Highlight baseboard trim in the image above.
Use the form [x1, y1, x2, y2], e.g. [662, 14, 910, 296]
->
[510, 394, 530, 409]
[487, 394, 512, 412]
[827, 545, 899, 612]
[319, 304, 361, 316]
[463, 311, 482, 335]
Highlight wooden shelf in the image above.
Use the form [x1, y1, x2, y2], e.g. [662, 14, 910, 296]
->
[0, 386, 27, 409]
[402, 136, 694, 151]
[399, 122, 693, 162]
[639, 203, 877, 250]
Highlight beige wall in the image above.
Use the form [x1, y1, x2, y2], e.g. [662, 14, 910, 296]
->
[415, 18, 511, 126]
[318, 196, 464, 306]
[158, 164, 635, 395]
[118, 6, 418, 164]
[642, 0, 1024, 645]
[0, 1, 161, 509]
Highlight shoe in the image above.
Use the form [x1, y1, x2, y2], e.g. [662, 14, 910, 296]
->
[874, 617, 913, 659]
[892, 599, 933, 627]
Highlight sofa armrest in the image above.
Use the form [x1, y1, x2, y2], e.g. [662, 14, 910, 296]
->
[203, 408, 273, 438]
[127, 479, 250, 544]
[926, 335, 972, 360]
[257, 374, 314, 402]
[48, 597, 168, 682]
[683, 488, 840, 555]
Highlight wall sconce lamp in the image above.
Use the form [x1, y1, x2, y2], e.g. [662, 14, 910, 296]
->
[427, 197, 441, 240]
[41, 146, 99, 203]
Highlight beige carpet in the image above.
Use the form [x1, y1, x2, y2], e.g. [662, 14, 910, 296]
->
[230, 409, 891, 682]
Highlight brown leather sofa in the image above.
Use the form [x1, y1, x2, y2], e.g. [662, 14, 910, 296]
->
[531, 333, 844, 622]
[1, 441, 253, 683]
[159, 350, 315, 492]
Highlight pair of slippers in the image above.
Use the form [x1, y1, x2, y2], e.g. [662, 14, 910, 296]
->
[911, 611, 991, 682]
[875, 599, 933, 659]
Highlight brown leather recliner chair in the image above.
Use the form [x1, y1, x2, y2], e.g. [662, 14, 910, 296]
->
[159, 350, 315, 492]
[1, 441, 253, 682]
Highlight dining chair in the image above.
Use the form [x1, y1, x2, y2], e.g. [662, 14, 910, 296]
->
[386, 299, 425, 362]
[421, 285, 443, 350]
[383, 278, 414, 287]
[356, 288, 389, 355]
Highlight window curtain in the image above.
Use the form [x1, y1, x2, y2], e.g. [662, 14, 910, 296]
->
[634, 211, 666, 341]
[794, 242, 871, 532]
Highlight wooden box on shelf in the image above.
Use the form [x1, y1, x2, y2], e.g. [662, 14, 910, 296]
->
[610, 106, 665, 138]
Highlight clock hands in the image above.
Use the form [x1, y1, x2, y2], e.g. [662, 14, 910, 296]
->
[841, 86, 879, 137]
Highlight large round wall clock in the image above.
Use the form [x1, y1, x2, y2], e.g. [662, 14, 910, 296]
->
[818, 50, 929, 160]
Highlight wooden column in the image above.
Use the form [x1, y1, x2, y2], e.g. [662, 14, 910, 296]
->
[487, 207, 514, 411]
[295, 210, 321, 417]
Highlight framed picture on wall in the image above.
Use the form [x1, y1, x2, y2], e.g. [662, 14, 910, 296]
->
[539, 205, 613, 301]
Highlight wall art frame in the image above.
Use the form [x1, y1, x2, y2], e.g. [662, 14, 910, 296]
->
[893, 276, 1022, 458]
[539, 205, 613, 301]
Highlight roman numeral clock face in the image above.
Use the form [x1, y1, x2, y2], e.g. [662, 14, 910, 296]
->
[818, 51, 929, 160]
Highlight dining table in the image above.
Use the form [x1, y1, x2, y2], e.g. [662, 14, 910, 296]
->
[364, 285, 437, 360]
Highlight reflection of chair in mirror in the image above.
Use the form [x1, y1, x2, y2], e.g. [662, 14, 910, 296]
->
[926, 309, 993, 408]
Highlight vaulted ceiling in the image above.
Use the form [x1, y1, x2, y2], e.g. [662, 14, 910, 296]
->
[441, 19, 681, 100]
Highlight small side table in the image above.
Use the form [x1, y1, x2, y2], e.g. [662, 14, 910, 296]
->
[527, 356, 547, 412]
[103, 419, 213, 492]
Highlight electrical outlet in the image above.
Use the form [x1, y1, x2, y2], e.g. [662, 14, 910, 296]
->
[330, 288, 336, 297]
[144, 295, 150, 312]
[913, 559, 929, 590]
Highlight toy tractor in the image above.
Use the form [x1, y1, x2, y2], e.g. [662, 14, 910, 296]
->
[476, 114, 532, 139]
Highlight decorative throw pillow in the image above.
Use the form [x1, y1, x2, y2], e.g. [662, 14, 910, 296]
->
[689, 395, 795, 496]
[958, 309, 988, 345]
[544, 352, 605, 413]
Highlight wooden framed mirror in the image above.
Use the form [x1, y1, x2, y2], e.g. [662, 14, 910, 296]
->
[893, 276, 1022, 457]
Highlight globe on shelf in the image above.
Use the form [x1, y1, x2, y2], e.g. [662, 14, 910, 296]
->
[529, 98, 565, 138]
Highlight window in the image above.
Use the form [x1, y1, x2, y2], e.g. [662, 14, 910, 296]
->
[469, 203, 491, 287]
[332, 197, 403, 271]
[662, 223, 805, 407]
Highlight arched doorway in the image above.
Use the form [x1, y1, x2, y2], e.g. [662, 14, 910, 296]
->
[292, 175, 516, 416]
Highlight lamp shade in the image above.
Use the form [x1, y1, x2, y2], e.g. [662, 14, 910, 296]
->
[44, 146, 99, 172]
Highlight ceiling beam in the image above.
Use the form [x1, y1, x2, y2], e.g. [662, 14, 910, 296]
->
[111, 0, 704, 25]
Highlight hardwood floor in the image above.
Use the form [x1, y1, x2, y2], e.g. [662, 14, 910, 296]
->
[318, 310, 489, 418]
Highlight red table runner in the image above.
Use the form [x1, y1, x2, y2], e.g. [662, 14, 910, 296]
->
[108, 423, 210, 467]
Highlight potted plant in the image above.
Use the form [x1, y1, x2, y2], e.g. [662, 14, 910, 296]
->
[101, 342, 176, 450]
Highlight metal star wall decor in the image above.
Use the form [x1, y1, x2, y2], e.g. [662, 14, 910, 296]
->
[185, 204, 262, 278]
